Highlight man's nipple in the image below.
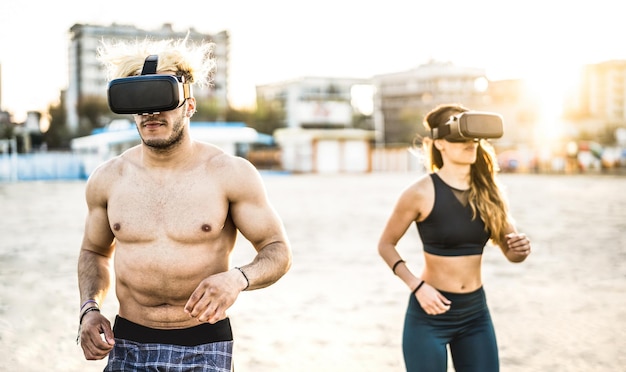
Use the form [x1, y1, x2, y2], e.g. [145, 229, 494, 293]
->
[113, 223, 121, 231]
[201, 224, 212, 232]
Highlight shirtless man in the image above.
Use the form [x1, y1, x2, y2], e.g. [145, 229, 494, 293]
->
[77, 38, 292, 371]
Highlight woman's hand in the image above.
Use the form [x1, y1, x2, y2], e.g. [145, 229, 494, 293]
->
[416, 283, 451, 315]
[505, 232, 531, 262]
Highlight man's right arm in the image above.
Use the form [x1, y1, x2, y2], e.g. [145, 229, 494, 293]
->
[77, 167, 117, 359]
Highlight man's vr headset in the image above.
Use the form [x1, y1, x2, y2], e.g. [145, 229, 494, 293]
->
[107, 55, 192, 115]
[431, 112, 503, 142]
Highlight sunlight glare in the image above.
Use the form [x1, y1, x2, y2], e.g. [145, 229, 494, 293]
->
[523, 68, 578, 143]
[351, 84, 374, 116]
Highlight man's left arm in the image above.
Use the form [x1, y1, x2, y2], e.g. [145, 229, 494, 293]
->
[228, 159, 292, 288]
[184, 157, 291, 323]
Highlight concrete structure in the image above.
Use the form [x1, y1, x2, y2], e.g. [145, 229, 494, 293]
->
[66, 23, 229, 134]
[256, 76, 376, 173]
[274, 128, 375, 173]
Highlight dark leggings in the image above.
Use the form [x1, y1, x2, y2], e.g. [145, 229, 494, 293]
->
[402, 287, 499, 372]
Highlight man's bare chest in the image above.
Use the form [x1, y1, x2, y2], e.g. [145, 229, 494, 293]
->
[107, 180, 230, 243]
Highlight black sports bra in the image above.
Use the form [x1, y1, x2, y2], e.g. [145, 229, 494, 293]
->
[416, 173, 490, 256]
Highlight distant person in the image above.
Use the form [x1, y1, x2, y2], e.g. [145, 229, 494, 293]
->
[76, 37, 292, 371]
[377, 103, 531, 371]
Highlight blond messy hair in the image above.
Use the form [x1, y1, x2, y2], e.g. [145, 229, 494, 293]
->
[97, 36, 216, 88]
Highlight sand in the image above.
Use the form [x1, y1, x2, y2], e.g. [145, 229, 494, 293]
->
[0, 172, 624, 371]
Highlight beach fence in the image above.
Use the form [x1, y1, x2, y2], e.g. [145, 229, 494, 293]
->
[0, 146, 424, 182]
[0, 152, 87, 181]
[371, 146, 424, 172]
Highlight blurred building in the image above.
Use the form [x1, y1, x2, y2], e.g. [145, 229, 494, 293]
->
[274, 127, 375, 173]
[568, 60, 626, 139]
[256, 76, 372, 129]
[372, 60, 492, 145]
[484, 79, 538, 148]
[372, 60, 540, 150]
[256, 76, 376, 173]
[66, 23, 229, 134]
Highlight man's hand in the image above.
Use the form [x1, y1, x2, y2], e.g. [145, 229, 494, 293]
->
[79, 311, 115, 360]
[184, 269, 246, 324]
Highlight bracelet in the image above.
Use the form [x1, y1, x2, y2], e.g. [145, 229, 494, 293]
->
[234, 267, 250, 290]
[412, 280, 425, 295]
[79, 307, 101, 325]
[80, 299, 98, 311]
[391, 259, 405, 275]
[76, 307, 100, 345]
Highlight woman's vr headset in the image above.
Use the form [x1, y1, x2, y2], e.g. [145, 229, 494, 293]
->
[107, 55, 192, 115]
[431, 112, 503, 142]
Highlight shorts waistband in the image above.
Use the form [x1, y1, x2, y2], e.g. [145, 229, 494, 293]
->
[437, 286, 485, 300]
[113, 316, 233, 346]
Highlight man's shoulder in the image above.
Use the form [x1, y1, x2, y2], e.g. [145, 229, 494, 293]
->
[88, 147, 139, 183]
[196, 142, 255, 172]
[192, 143, 263, 193]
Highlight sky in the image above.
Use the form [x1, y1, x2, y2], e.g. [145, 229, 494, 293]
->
[0, 0, 623, 121]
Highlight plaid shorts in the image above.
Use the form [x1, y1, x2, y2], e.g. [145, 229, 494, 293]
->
[104, 316, 233, 372]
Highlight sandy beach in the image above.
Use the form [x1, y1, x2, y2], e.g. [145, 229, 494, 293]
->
[0, 172, 625, 372]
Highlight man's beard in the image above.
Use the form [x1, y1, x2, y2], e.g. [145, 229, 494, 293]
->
[139, 111, 186, 152]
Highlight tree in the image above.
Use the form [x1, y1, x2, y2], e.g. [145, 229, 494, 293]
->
[43, 95, 71, 149]
[0, 111, 13, 140]
[247, 97, 286, 135]
[77, 95, 110, 136]
[224, 106, 251, 123]
[352, 112, 374, 131]
[383, 107, 426, 145]
[194, 97, 222, 122]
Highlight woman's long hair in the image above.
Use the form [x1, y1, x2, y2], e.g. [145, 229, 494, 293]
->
[416, 104, 511, 248]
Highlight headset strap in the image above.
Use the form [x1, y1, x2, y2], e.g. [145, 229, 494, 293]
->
[432, 125, 450, 139]
[141, 55, 158, 75]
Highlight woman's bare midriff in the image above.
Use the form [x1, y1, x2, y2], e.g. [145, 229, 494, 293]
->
[421, 253, 483, 293]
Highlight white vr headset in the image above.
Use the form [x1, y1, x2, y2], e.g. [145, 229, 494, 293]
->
[431, 112, 504, 142]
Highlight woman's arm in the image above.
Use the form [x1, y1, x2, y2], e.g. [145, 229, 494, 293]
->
[498, 224, 532, 263]
[378, 181, 428, 290]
